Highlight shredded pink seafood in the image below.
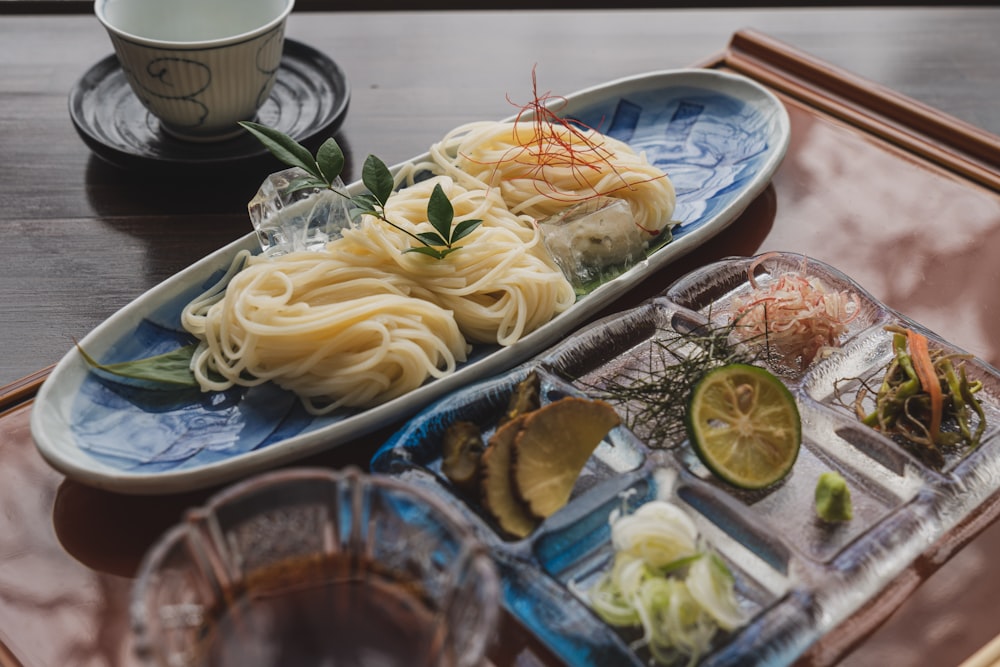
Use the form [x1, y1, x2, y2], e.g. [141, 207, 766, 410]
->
[732, 253, 861, 365]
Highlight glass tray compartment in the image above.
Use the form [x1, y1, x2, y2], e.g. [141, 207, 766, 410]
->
[371, 251, 1000, 665]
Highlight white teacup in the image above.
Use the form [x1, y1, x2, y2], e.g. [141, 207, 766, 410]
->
[95, 0, 295, 142]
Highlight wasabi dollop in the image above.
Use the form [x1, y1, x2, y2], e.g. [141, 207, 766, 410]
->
[815, 471, 853, 522]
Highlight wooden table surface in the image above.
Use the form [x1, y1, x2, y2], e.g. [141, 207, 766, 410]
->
[2, 6, 1000, 667]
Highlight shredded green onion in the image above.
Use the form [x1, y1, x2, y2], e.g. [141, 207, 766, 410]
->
[640, 578, 717, 667]
[610, 500, 699, 569]
[585, 498, 747, 665]
[686, 553, 745, 632]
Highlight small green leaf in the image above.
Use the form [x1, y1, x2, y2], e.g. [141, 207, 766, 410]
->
[361, 155, 395, 205]
[661, 553, 703, 575]
[241, 121, 479, 262]
[350, 193, 381, 214]
[315, 138, 345, 184]
[710, 553, 735, 582]
[239, 121, 322, 181]
[414, 231, 447, 247]
[450, 218, 483, 243]
[286, 175, 328, 195]
[404, 246, 447, 259]
[426, 184, 455, 241]
[77, 343, 199, 387]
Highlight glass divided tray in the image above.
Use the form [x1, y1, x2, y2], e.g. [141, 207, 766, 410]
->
[370, 251, 1000, 666]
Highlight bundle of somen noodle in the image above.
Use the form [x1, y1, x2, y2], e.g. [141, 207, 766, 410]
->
[183, 99, 676, 413]
[402, 118, 676, 237]
[181, 176, 575, 413]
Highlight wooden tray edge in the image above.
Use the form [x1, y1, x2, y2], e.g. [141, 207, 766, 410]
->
[712, 28, 1000, 192]
[0, 366, 51, 416]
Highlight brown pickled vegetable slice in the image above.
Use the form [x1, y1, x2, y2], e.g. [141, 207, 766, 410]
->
[480, 417, 539, 539]
[441, 421, 485, 495]
[499, 371, 542, 425]
[513, 397, 620, 518]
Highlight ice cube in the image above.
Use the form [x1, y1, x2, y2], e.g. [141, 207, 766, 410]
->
[248, 167, 353, 256]
[539, 196, 656, 292]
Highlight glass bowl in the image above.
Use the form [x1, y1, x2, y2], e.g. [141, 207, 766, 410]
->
[130, 467, 500, 667]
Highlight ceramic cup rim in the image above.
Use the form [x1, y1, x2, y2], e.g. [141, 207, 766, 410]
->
[94, 0, 295, 49]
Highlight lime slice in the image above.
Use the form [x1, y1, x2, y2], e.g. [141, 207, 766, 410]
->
[686, 364, 801, 489]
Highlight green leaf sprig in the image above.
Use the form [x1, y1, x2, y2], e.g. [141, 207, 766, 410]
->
[240, 121, 481, 259]
[76, 341, 199, 387]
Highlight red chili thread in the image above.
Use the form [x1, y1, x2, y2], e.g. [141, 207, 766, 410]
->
[462, 66, 664, 207]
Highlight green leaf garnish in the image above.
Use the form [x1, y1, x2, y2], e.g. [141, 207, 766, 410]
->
[361, 155, 394, 205]
[415, 231, 448, 247]
[350, 193, 380, 212]
[241, 122, 484, 259]
[405, 246, 450, 259]
[285, 175, 328, 195]
[451, 218, 483, 243]
[239, 121, 322, 181]
[315, 138, 345, 184]
[76, 342, 199, 387]
[427, 183, 455, 240]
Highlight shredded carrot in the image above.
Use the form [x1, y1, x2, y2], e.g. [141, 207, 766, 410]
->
[907, 328, 942, 441]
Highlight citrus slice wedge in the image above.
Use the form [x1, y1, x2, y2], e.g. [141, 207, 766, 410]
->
[685, 364, 801, 490]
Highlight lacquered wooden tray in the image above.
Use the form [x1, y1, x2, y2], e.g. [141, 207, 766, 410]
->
[2, 29, 999, 667]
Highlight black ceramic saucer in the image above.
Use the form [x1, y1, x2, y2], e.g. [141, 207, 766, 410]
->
[69, 39, 350, 171]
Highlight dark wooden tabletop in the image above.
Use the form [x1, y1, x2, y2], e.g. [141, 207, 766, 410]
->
[1, 7, 1000, 667]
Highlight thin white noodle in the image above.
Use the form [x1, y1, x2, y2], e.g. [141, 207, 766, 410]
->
[340, 176, 575, 345]
[398, 120, 676, 233]
[182, 117, 674, 413]
[182, 176, 574, 413]
[183, 253, 468, 414]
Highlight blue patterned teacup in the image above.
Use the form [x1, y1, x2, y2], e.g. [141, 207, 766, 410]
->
[95, 0, 294, 142]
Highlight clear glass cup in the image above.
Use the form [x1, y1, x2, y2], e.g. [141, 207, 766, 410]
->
[130, 467, 500, 666]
